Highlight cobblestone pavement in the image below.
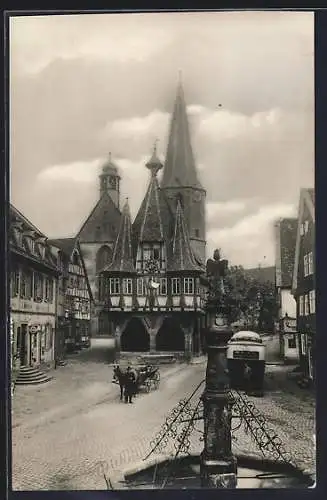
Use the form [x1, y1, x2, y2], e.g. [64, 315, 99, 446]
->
[11, 342, 315, 491]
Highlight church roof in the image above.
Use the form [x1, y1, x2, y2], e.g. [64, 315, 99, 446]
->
[168, 200, 203, 273]
[76, 192, 122, 243]
[161, 81, 203, 190]
[103, 199, 135, 274]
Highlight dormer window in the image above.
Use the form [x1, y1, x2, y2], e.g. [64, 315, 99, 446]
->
[139, 243, 165, 270]
[72, 251, 79, 266]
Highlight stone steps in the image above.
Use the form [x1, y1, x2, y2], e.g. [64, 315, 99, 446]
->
[15, 366, 52, 386]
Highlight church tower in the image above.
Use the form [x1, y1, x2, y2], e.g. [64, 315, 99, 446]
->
[99, 153, 121, 209]
[161, 80, 206, 264]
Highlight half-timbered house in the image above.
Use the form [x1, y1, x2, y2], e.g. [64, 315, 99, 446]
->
[292, 188, 315, 381]
[275, 218, 298, 362]
[48, 238, 93, 354]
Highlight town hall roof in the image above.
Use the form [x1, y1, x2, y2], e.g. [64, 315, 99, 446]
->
[161, 80, 204, 191]
[133, 148, 168, 246]
[103, 199, 135, 274]
[168, 200, 203, 273]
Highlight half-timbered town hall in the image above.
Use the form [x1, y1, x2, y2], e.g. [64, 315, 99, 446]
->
[80, 81, 207, 358]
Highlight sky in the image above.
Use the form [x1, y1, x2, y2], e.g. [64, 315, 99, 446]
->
[9, 11, 314, 268]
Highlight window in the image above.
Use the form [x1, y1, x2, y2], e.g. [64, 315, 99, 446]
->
[153, 248, 160, 260]
[308, 252, 314, 275]
[159, 278, 167, 295]
[301, 334, 307, 355]
[304, 220, 309, 234]
[109, 278, 120, 295]
[303, 255, 309, 277]
[195, 229, 200, 238]
[309, 290, 316, 314]
[34, 272, 44, 300]
[73, 251, 79, 266]
[123, 278, 133, 295]
[45, 278, 54, 303]
[11, 267, 19, 297]
[299, 295, 304, 316]
[288, 335, 297, 349]
[304, 294, 310, 316]
[172, 278, 181, 295]
[137, 278, 144, 295]
[184, 278, 194, 295]
[300, 223, 304, 236]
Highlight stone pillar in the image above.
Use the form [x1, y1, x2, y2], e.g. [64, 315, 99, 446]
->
[149, 332, 156, 352]
[200, 322, 237, 488]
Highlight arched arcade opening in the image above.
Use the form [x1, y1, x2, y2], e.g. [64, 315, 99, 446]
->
[156, 318, 185, 352]
[121, 318, 150, 352]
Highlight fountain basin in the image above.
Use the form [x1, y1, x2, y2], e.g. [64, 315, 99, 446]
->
[123, 454, 314, 489]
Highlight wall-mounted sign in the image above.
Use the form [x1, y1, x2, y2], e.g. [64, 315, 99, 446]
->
[283, 317, 297, 332]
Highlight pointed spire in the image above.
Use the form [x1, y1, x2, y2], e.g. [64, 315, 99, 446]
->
[104, 198, 135, 273]
[138, 172, 164, 242]
[169, 200, 202, 272]
[161, 78, 203, 189]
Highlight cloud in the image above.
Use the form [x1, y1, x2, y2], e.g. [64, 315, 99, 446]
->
[9, 12, 314, 268]
[37, 158, 102, 184]
[207, 203, 297, 267]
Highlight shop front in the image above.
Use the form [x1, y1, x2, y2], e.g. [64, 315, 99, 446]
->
[10, 312, 56, 369]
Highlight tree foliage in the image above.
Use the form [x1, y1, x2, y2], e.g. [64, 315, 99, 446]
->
[206, 250, 277, 331]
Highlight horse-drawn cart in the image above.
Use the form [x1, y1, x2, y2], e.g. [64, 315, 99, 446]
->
[113, 363, 160, 396]
[136, 365, 160, 392]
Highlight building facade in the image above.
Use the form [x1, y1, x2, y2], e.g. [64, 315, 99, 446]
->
[48, 239, 93, 355]
[96, 82, 207, 358]
[76, 154, 122, 337]
[275, 218, 298, 362]
[292, 188, 315, 381]
[10, 205, 59, 374]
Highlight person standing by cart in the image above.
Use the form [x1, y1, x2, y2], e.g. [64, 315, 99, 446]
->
[124, 366, 136, 404]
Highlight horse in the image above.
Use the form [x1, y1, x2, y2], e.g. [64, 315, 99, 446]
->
[113, 365, 127, 401]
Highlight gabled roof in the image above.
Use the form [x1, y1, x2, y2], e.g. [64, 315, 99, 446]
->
[76, 191, 121, 243]
[292, 188, 315, 293]
[133, 170, 165, 244]
[168, 200, 203, 273]
[102, 199, 135, 274]
[161, 80, 203, 190]
[48, 238, 77, 257]
[275, 218, 298, 288]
